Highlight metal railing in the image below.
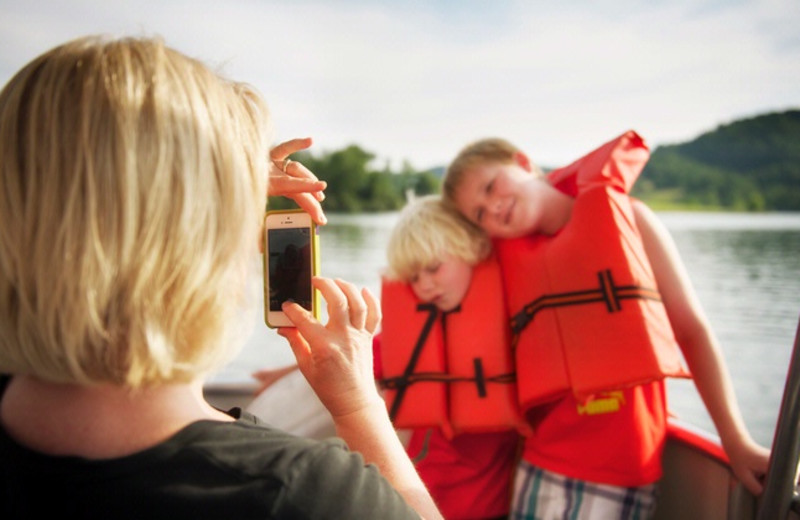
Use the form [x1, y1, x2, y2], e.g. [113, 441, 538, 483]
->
[757, 314, 800, 519]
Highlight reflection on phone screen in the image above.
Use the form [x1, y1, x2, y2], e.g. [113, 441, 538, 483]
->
[268, 227, 312, 311]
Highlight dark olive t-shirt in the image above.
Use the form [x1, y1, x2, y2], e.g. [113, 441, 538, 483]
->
[0, 376, 419, 519]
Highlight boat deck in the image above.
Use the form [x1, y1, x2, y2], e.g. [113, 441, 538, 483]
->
[204, 381, 796, 520]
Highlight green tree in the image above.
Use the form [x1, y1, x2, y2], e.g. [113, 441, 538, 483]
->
[360, 172, 404, 211]
[267, 144, 442, 213]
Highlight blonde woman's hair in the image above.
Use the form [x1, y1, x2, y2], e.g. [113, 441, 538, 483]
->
[0, 35, 271, 388]
[385, 195, 491, 282]
[442, 137, 542, 206]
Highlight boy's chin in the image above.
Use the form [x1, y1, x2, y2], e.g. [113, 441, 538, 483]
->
[435, 301, 459, 312]
[495, 227, 529, 239]
[508, 221, 539, 239]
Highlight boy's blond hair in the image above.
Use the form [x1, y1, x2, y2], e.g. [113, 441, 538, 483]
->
[0, 36, 271, 388]
[386, 195, 490, 282]
[442, 137, 542, 206]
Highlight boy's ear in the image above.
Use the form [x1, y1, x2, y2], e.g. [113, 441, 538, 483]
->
[514, 151, 533, 173]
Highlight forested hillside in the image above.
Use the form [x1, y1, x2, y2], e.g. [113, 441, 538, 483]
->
[633, 109, 800, 210]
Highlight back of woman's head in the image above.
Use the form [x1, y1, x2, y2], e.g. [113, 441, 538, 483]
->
[0, 35, 271, 387]
[385, 195, 490, 282]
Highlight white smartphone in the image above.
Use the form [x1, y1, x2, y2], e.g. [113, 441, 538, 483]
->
[263, 209, 319, 328]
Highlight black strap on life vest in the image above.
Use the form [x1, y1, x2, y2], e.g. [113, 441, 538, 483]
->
[380, 364, 516, 392]
[510, 269, 662, 346]
[381, 303, 516, 421]
[386, 302, 440, 421]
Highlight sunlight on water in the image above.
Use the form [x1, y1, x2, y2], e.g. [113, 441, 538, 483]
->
[214, 211, 800, 447]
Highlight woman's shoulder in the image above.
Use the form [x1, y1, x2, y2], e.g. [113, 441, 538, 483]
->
[181, 414, 418, 518]
[181, 410, 346, 465]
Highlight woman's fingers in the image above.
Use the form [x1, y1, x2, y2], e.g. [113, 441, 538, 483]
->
[269, 156, 323, 189]
[268, 174, 326, 196]
[269, 137, 313, 161]
[277, 326, 312, 367]
[362, 287, 381, 334]
[281, 299, 319, 333]
[266, 137, 327, 226]
[334, 279, 367, 330]
[311, 277, 349, 326]
[284, 277, 373, 333]
[266, 173, 327, 225]
[282, 156, 323, 187]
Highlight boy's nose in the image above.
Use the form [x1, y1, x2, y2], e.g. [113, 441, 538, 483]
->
[417, 272, 433, 289]
[489, 198, 504, 217]
[415, 273, 436, 294]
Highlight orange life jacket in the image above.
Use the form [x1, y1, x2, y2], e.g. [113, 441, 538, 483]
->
[496, 130, 691, 412]
[378, 254, 528, 438]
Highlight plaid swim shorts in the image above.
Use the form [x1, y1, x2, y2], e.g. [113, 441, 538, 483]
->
[511, 460, 659, 520]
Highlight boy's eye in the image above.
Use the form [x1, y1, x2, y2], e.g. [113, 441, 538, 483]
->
[425, 263, 441, 274]
[486, 179, 494, 193]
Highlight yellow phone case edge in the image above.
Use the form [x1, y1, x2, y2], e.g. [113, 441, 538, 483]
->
[262, 209, 320, 328]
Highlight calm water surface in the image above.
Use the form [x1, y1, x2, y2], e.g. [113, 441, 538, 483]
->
[215, 211, 800, 448]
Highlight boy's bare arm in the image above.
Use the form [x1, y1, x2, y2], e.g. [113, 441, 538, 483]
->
[632, 200, 770, 495]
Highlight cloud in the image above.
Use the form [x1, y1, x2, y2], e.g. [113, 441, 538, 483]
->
[1, 0, 798, 168]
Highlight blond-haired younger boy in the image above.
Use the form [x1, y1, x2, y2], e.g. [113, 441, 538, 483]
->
[379, 194, 520, 520]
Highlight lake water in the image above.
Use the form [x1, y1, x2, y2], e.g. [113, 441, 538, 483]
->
[213, 211, 800, 448]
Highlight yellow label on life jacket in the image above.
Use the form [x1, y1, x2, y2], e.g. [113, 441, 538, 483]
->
[577, 391, 626, 415]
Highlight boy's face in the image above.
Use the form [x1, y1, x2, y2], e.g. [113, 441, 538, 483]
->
[452, 156, 542, 238]
[409, 255, 473, 312]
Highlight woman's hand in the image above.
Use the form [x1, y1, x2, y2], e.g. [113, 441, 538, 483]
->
[276, 277, 445, 520]
[269, 137, 327, 226]
[277, 277, 381, 418]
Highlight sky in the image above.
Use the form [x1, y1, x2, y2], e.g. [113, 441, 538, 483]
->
[1, 0, 799, 170]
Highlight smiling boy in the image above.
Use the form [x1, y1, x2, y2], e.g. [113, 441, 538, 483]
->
[442, 133, 769, 519]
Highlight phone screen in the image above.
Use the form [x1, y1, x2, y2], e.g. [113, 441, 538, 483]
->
[267, 227, 313, 312]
